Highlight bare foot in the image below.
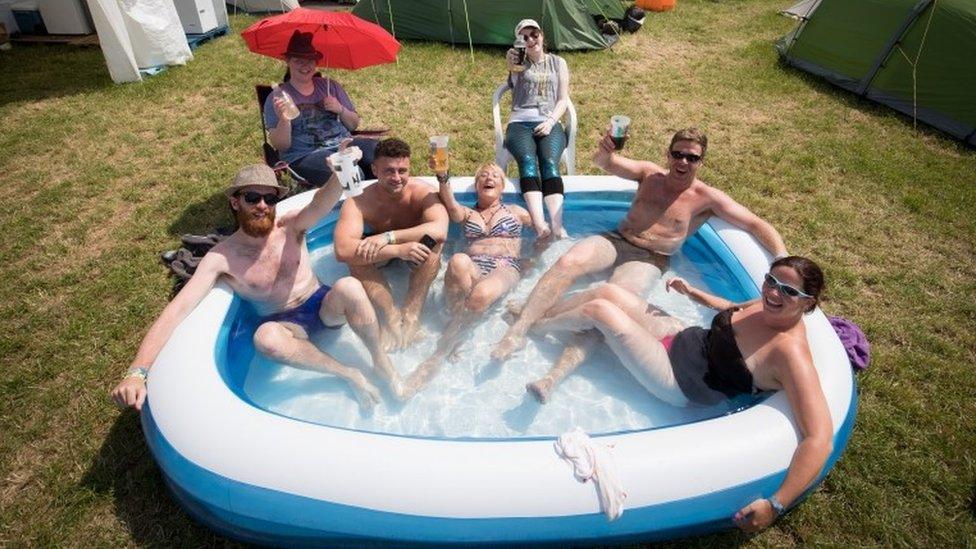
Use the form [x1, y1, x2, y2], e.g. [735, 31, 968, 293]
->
[526, 378, 554, 404]
[352, 375, 382, 412]
[401, 354, 443, 400]
[372, 353, 405, 400]
[502, 299, 524, 325]
[554, 226, 569, 239]
[534, 222, 552, 240]
[491, 333, 526, 362]
[401, 314, 424, 347]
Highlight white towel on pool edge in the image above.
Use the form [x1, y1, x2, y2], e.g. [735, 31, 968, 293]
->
[554, 427, 627, 521]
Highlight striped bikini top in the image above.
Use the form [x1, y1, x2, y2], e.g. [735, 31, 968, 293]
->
[463, 203, 522, 240]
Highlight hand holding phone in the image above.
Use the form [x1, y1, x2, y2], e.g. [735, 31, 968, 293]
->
[419, 234, 437, 250]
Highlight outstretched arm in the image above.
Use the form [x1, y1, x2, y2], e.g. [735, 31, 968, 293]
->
[293, 174, 344, 234]
[110, 253, 226, 410]
[436, 174, 472, 223]
[592, 131, 666, 182]
[707, 187, 788, 258]
[734, 351, 832, 532]
[666, 277, 757, 311]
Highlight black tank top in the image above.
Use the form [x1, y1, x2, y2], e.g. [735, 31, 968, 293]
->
[703, 308, 755, 397]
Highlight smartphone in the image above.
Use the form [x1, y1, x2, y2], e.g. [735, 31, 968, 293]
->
[419, 234, 437, 249]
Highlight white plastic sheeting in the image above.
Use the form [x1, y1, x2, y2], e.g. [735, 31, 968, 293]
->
[86, 0, 192, 83]
[226, 0, 297, 14]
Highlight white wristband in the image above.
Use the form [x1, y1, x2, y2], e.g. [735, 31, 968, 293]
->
[124, 366, 149, 382]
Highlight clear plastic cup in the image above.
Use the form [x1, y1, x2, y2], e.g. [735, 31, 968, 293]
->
[429, 135, 450, 173]
[511, 35, 527, 72]
[610, 115, 631, 150]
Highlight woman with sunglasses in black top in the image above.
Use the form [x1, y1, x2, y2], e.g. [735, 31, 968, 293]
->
[524, 255, 832, 533]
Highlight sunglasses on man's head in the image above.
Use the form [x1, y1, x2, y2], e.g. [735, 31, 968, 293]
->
[669, 150, 703, 163]
[239, 191, 281, 206]
[763, 273, 813, 299]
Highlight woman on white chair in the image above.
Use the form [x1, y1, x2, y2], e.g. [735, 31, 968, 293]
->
[504, 18, 572, 240]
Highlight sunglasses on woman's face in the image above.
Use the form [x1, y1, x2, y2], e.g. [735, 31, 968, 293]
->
[669, 150, 703, 163]
[239, 191, 281, 206]
[520, 30, 541, 40]
[763, 273, 813, 299]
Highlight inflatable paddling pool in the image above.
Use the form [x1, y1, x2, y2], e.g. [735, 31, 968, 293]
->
[142, 175, 856, 545]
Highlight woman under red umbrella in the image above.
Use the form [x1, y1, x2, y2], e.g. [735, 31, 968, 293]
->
[264, 30, 378, 186]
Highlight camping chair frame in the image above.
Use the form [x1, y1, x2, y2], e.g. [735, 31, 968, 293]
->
[492, 82, 577, 177]
[255, 83, 391, 184]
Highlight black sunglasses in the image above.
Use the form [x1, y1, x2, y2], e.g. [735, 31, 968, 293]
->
[669, 150, 703, 163]
[239, 191, 281, 206]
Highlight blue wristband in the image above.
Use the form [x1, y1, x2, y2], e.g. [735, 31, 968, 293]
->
[767, 495, 785, 516]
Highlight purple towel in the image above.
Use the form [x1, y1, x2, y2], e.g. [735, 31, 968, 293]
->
[828, 316, 870, 371]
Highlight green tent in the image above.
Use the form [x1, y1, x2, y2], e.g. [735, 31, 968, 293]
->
[777, 0, 976, 146]
[351, 0, 624, 51]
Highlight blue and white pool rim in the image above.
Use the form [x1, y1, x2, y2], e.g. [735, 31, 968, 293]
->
[142, 175, 856, 545]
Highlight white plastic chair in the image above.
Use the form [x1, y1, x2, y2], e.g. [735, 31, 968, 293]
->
[492, 82, 577, 177]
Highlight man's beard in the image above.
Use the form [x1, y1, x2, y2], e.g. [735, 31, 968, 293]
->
[237, 208, 275, 237]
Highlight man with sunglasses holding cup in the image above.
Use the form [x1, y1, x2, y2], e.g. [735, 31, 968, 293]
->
[111, 163, 401, 413]
[494, 127, 788, 365]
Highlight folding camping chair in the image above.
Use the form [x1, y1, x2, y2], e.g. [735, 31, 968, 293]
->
[491, 82, 577, 176]
[255, 83, 391, 184]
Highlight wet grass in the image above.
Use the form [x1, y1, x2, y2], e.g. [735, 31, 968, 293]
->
[1, 0, 974, 545]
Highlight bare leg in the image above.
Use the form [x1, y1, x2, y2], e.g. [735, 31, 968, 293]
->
[401, 243, 443, 346]
[532, 298, 689, 406]
[607, 260, 664, 298]
[403, 265, 519, 399]
[349, 263, 403, 351]
[526, 330, 601, 403]
[444, 253, 478, 315]
[322, 277, 404, 400]
[544, 193, 568, 239]
[523, 190, 551, 239]
[492, 235, 618, 361]
[253, 321, 381, 411]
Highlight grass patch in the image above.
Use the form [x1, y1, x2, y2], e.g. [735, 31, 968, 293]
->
[1, 1, 975, 545]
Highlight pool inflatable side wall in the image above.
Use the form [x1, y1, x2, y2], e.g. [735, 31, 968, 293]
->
[141, 177, 856, 544]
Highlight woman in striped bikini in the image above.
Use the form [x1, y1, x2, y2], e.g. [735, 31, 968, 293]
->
[401, 163, 533, 398]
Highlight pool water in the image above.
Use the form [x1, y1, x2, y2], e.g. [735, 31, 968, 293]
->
[222, 192, 761, 439]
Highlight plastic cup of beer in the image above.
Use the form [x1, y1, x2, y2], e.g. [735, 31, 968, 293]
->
[610, 115, 631, 150]
[429, 135, 450, 173]
[329, 148, 364, 197]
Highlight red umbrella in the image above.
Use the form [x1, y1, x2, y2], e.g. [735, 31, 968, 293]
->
[241, 8, 400, 70]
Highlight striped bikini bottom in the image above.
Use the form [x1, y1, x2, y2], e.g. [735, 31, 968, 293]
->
[470, 254, 522, 277]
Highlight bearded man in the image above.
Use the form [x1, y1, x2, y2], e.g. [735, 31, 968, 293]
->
[111, 163, 401, 412]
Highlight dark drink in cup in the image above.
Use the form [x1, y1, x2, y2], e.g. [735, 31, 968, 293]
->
[512, 35, 526, 72]
[610, 115, 631, 151]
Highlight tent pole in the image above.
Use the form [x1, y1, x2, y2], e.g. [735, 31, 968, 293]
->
[855, 0, 934, 96]
[462, 0, 474, 63]
[385, 0, 398, 66]
[448, 0, 455, 48]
